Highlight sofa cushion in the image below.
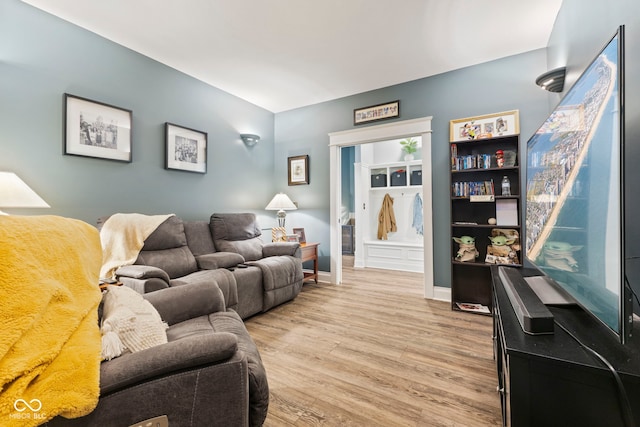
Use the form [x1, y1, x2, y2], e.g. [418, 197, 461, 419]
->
[196, 252, 245, 269]
[211, 213, 264, 261]
[184, 220, 217, 256]
[136, 246, 198, 279]
[211, 213, 262, 241]
[215, 238, 264, 262]
[169, 269, 239, 314]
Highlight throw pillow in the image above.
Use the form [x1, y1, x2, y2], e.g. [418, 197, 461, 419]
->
[100, 285, 168, 361]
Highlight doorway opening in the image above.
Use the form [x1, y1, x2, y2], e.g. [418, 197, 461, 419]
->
[328, 117, 435, 298]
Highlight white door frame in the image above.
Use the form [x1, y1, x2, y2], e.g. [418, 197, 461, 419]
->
[329, 116, 435, 298]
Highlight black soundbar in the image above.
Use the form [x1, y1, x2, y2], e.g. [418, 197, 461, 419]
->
[498, 266, 554, 335]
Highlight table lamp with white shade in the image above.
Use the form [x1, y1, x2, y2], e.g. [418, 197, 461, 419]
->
[0, 172, 50, 215]
[265, 193, 297, 227]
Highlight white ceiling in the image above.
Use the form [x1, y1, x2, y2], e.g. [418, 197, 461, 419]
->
[21, 0, 562, 113]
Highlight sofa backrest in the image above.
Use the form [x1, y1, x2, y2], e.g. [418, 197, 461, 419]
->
[135, 216, 198, 279]
[183, 220, 216, 256]
[97, 214, 200, 279]
[210, 213, 264, 261]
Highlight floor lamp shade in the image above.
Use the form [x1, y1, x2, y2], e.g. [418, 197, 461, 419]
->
[0, 172, 50, 214]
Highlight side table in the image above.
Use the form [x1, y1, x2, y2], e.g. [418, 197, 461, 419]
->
[299, 242, 319, 283]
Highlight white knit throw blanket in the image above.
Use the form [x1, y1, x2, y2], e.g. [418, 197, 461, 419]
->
[99, 213, 174, 279]
[100, 285, 168, 361]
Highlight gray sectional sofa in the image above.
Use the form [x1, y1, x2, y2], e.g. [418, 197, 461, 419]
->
[82, 212, 304, 426]
[111, 212, 304, 319]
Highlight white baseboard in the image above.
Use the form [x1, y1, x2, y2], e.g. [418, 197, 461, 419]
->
[432, 286, 451, 302]
[317, 271, 331, 283]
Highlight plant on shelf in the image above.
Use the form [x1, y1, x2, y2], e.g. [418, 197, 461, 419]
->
[400, 138, 418, 161]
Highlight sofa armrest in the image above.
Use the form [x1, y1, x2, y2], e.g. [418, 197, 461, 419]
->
[116, 265, 171, 281]
[116, 276, 168, 294]
[115, 265, 171, 293]
[263, 242, 300, 258]
[100, 332, 238, 394]
[143, 281, 226, 325]
[196, 252, 245, 270]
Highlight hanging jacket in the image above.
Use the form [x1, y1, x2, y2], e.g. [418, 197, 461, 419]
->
[412, 193, 424, 235]
[377, 193, 397, 240]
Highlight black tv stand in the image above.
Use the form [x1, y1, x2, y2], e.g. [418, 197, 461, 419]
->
[491, 266, 640, 427]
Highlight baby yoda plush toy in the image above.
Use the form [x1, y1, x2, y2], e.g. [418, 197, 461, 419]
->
[486, 235, 518, 264]
[453, 235, 479, 262]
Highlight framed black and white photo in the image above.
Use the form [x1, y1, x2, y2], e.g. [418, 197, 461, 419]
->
[165, 122, 207, 174]
[64, 93, 132, 162]
[288, 155, 309, 185]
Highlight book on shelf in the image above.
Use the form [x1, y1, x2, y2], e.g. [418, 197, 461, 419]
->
[450, 143, 458, 171]
[452, 153, 493, 171]
[455, 302, 490, 314]
[451, 179, 495, 197]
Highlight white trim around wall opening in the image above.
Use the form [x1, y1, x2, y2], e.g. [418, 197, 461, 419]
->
[328, 116, 438, 299]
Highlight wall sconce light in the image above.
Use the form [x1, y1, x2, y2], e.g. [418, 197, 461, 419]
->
[265, 192, 297, 227]
[535, 67, 566, 93]
[240, 134, 260, 147]
[0, 172, 50, 215]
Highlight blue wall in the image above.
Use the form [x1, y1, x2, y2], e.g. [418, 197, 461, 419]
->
[275, 51, 552, 285]
[0, 0, 276, 225]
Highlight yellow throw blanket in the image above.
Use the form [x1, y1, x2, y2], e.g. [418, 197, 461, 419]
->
[99, 213, 174, 279]
[0, 215, 103, 426]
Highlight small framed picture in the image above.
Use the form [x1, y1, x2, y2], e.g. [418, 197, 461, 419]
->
[286, 234, 299, 242]
[64, 93, 132, 162]
[449, 110, 520, 142]
[288, 155, 309, 186]
[293, 227, 306, 243]
[165, 122, 207, 174]
[354, 100, 400, 125]
[272, 227, 287, 242]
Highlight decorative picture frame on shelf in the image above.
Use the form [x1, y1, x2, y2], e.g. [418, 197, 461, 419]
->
[165, 122, 207, 174]
[288, 155, 309, 185]
[271, 227, 287, 242]
[354, 100, 399, 125]
[293, 227, 306, 243]
[64, 93, 132, 162]
[449, 110, 520, 142]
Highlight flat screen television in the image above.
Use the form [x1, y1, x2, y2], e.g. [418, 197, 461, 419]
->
[525, 25, 633, 343]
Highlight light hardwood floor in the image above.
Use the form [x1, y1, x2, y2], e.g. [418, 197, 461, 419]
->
[244, 261, 502, 427]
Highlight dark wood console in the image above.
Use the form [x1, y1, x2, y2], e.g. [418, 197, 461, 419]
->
[491, 266, 640, 427]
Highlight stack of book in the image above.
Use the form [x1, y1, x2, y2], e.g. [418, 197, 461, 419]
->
[452, 180, 495, 197]
[451, 144, 493, 171]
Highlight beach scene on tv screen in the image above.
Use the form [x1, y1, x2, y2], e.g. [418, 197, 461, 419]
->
[525, 34, 621, 330]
